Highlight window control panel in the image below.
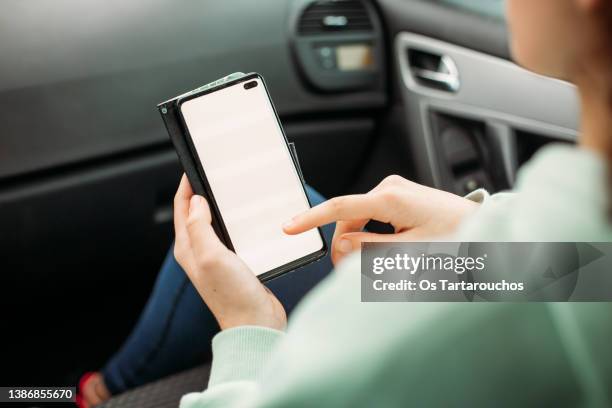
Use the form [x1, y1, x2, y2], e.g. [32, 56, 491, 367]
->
[430, 111, 573, 195]
[430, 112, 501, 194]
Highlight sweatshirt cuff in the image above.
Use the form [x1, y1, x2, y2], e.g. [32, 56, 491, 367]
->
[464, 188, 490, 204]
[208, 326, 285, 387]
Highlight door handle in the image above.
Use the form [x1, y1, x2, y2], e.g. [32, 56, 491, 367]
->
[408, 50, 460, 92]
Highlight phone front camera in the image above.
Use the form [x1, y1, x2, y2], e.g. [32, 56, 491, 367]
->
[244, 81, 258, 90]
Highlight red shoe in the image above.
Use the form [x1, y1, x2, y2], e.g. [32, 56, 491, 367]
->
[76, 372, 111, 408]
[75, 392, 87, 408]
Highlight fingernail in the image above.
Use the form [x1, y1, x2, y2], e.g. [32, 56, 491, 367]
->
[282, 219, 294, 230]
[190, 195, 203, 212]
[338, 239, 353, 253]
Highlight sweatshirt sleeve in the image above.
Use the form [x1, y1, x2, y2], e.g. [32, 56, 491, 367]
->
[180, 326, 284, 408]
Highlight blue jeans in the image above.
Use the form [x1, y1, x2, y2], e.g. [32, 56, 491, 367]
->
[102, 186, 333, 393]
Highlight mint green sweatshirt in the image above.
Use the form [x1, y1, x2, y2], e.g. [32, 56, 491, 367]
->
[181, 145, 612, 407]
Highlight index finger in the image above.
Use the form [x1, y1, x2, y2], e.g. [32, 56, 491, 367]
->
[283, 194, 389, 234]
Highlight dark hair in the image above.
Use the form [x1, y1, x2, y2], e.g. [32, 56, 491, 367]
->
[605, 10, 612, 221]
[608, 144, 612, 221]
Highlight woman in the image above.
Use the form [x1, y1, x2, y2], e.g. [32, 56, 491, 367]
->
[82, 0, 612, 406]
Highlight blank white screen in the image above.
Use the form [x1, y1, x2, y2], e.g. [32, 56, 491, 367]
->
[180, 78, 323, 276]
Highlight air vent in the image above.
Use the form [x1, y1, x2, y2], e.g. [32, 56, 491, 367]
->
[298, 0, 373, 35]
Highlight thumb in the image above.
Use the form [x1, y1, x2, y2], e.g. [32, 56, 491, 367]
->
[336, 231, 393, 255]
[186, 195, 226, 255]
[340, 229, 432, 254]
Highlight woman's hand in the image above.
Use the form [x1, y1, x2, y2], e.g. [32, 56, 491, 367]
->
[173, 175, 286, 331]
[283, 175, 479, 265]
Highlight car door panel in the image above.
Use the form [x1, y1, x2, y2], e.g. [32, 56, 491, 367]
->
[376, 0, 578, 194]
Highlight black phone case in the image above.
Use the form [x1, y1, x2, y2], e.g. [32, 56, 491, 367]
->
[157, 72, 327, 282]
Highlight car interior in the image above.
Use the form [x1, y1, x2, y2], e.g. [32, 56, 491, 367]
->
[1, 0, 579, 402]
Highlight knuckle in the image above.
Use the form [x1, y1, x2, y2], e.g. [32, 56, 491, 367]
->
[382, 174, 404, 186]
[186, 214, 200, 230]
[378, 188, 400, 204]
[329, 196, 346, 213]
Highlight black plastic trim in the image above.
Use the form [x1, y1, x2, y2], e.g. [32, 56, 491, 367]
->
[376, 0, 510, 60]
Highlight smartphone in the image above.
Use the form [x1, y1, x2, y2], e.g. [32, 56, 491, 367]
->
[162, 73, 326, 281]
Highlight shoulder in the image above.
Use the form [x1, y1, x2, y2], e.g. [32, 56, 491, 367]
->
[515, 144, 610, 234]
[458, 144, 612, 241]
[517, 144, 607, 194]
